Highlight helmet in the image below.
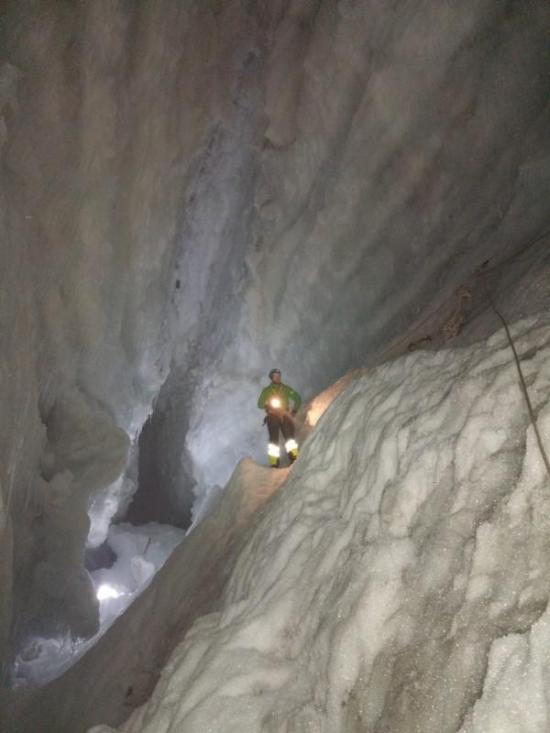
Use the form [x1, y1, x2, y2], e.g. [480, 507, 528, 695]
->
[268, 368, 281, 380]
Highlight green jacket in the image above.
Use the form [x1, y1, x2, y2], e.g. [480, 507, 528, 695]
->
[257, 383, 302, 412]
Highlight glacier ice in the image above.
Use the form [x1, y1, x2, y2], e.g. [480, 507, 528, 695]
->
[85, 314, 550, 733]
[11, 522, 183, 688]
[2, 0, 549, 659]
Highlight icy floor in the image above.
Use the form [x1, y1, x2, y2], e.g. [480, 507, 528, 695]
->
[12, 523, 184, 687]
[89, 316, 550, 733]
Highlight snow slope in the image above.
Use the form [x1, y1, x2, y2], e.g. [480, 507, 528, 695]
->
[89, 314, 550, 733]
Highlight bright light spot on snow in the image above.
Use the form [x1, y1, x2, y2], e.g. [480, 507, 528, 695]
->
[96, 584, 123, 601]
[305, 371, 363, 427]
[306, 395, 333, 427]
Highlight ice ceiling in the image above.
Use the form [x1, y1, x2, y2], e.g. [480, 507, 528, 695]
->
[0, 0, 549, 730]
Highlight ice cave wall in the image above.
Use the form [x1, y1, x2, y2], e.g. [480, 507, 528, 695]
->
[1, 0, 549, 668]
[187, 0, 550, 495]
[0, 0, 263, 665]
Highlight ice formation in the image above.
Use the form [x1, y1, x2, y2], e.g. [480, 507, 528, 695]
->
[1, 0, 549, 662]
[84, 314, 550, 733]
[11, 523, 183, 688]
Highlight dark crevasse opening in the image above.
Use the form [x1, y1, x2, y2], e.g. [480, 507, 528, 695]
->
[126, 409, 194, 530]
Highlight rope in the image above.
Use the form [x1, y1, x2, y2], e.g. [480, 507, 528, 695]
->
[485, 292, 550, 484]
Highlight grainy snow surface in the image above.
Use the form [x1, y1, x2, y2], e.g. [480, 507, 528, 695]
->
[90, 315, 550, 733]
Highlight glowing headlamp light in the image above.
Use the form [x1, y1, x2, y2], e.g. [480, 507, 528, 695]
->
[270, 397, 282, 409]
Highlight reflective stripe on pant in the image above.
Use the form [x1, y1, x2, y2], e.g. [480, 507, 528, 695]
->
[268, 443, 281, 458]
[268, 442, 280, 466]
[266, 412, 295, 445]
[285, 438, 298, 453]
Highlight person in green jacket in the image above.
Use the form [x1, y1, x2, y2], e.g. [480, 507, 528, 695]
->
[258, 368, 302, 468]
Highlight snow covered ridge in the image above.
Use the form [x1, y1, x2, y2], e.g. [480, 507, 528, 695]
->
[91, 315, 550, 733]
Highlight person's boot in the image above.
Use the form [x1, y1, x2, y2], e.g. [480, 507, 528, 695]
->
[285, 439, 299, 465]
[287, 449, 299, 465]
[268, 443, 280, 468]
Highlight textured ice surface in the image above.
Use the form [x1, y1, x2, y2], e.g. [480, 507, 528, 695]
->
[458, 605, 550, 733]
[86, 315, 550, 733]
[2, 0, 550, 662]
[177, 0, 550, 506]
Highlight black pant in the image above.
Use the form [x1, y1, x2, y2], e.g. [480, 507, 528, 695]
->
[266, 412, 295, 445]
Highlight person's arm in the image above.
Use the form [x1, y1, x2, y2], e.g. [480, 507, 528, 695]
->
[258, 387, 269, 409]
[288, 386, 302, 413]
